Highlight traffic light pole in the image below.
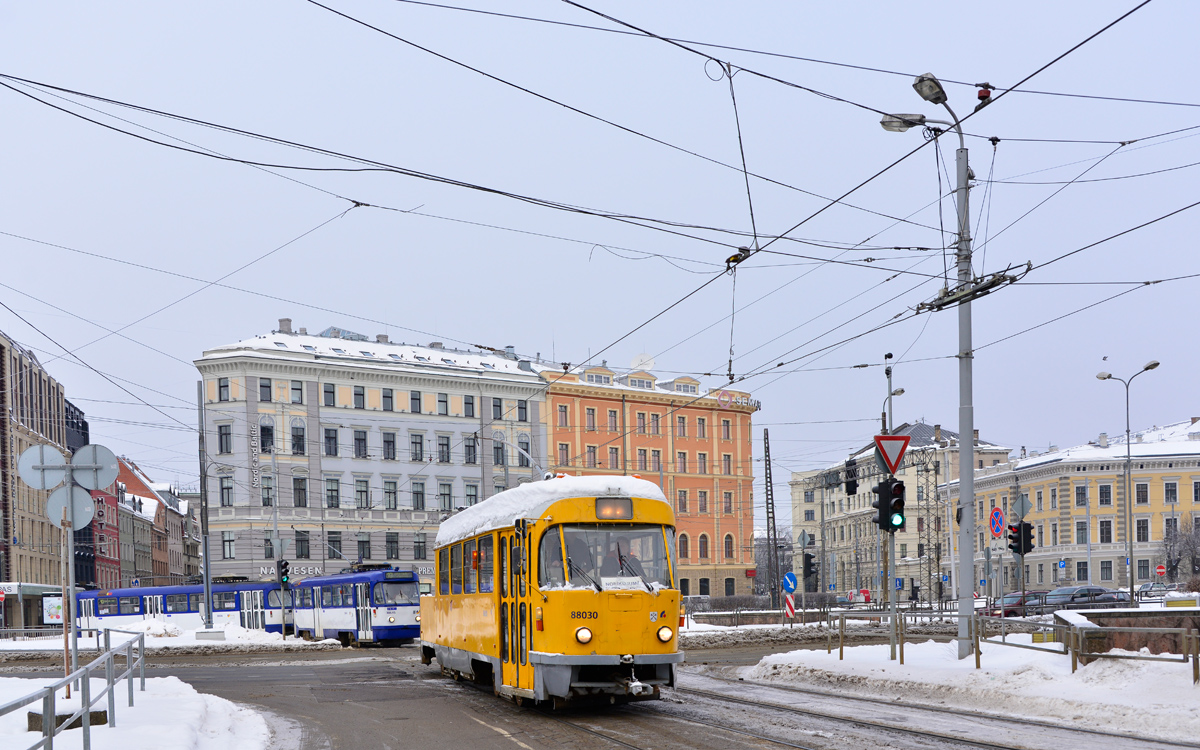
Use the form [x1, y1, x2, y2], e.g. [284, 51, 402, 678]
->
[888, 523, 897, 660]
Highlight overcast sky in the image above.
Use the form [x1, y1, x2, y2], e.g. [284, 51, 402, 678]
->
[2, 1, 1197, 522]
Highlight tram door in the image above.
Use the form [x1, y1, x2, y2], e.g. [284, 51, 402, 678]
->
[313, 586, 324, 637]
[499, 532, 517, 688]
[515, 524, 532, 691]
[355, 582, 372, 642]
[240, 589, 265, 630]
[145, 595, 164, 621]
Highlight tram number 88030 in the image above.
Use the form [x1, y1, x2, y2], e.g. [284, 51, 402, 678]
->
[570, 611, 599, 620]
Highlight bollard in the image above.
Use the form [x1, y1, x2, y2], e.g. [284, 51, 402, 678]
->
[127, 641, 135, 707]
[1190, 632, 1198, 685]
[139, 635, 145, 691]
[826, 613, 832, 654]
[839, 615, 845, 660]
[82, 669, 92, 750]
[973, 618, 981, 670]
[1070, 630, 1078, 674]
[106, 652, 116, 727]
[899, 615, 905, 665]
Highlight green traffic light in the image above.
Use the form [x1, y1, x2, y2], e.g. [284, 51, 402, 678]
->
[890, 513, 905, 528]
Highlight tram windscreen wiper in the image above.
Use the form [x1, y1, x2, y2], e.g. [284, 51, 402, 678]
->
[567, 557, 602, 592]
[616, 542, 656, 595]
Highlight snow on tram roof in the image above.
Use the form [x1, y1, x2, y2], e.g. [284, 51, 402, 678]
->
[435, 475, 669, 547]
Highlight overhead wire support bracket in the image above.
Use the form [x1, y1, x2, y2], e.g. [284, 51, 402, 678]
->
[916, 262, 1030, 312]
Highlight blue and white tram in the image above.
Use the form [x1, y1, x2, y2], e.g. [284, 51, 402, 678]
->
[76, 581, 290, 634]
[291, 566, 420, 645]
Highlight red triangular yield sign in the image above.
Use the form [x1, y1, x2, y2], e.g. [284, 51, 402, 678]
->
[874, 435, 911, 475]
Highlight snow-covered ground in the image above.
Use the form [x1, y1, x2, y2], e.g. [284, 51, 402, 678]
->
[0, 674, 270, 750]
[728, 632, 1199, 743]
[0, 621, 340, 652]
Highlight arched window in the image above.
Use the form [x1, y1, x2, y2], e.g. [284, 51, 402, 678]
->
[678, 534, 689, 560]
[698, 534, 709, 559]
[259, 416, 275, 453]
[724, 534, 734, 559]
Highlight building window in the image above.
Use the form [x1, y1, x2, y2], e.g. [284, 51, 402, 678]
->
[218, 378, 230, 402]
[518, 436, 531, 467]
[433, 393, 446, 416]
[292, 424, 306, 455]
[257, 378, 271, 402]
[325, 478, 340, 508]
[410, 391, 421, 413]
[1051, 523, 1058, 546]
[1076, 561, 1088, 582]
[1037, 563, 1044, 584]
[1165, 517, 1178, 536]
[899, 543, 908, 558]
[492, 397, 503, 420]
[678, 489, 689, 513]
[679, 579, 690, 596]
[383, 480, 397, 509]
[697, 490, 708, 514]
[464, 395, 475, 418]
[1100, 560, 1113, 581]
[386, 533, 399, 560]
[464, 436, 477, 464]
[1099, 485, 1112, 506]
[804, 510, 815, 522]
[355, 479, 370, 509]
[382, 388, 393, 412]
[723, 491, 733, 514]
[650, 414, 660, 435]
[651, 450, 661, 472]
[354, 430, 368, 458]
[557, 443, 569, 466]
[696, 418, 707, 438]
[358, 533, 371, 560]
[439, 483, 452, 510]
[1099, 519, 1112, 543]
[414, 533, 427, 560]
[585, 408, 596, 431]
[637, 449, 647, 471]
[261, 475, 274, 506]
[1165, 482, 1178, 504]
[677, 416, 686, 437]
[383, 432, 396, 460]
[494, 441, 506, 467]
[261, 424, 275, 453]
[410, 434, 424, 462]
[219, 477, 233, 507]
[724, 578, 735, 596]
[1138, 559, 1150, 579]
[1050, 487, 1057, 509]
[1036, 490, 1043, 512]
[494, 484, 506, 497]
[697, 453, 707, 474]
[518, 400, 528, 422]
[1136, 483, 1148, 504]
[1075, 521, 1088, 545]
[637, 413, 646, 434]
[327, 531, 342, 561]
[412, 482, 425, 510]
[296, 530, 310, 559]
[218, 424, 232, 454]
[264, 532, 274, 560]
[608, 410, 618, 432]
[1136, 518, 1149, 542]
[1075, 486, 1087, 507]
[584, 445, 597, 468]
[722, 419, 731, 440]
[466, 485, 478, 506]
[723, 454, 732, 475]
[291, 380, 304, 404]
[678, 534, 689, 559]
[353, 386, 365, 409]
[222, 532, 235, 559]
[323, 383, 335, 407]
[293, 477, 307, 507]
[676, 452, 687, 473]
[699, 578, 710, 596]
[558, 404, 568, 427]
[438, 435, 451, 463]
[608, 447, 619, 470]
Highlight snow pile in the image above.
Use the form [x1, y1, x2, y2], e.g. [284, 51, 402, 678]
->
[126, 620, 184, 638]
[743, 636, 1200, 742]
[0, 675, 269, 749]
[436, 475, 669, 546]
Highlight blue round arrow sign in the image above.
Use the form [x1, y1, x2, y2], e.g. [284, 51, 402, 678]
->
[782, 571, 797, 593]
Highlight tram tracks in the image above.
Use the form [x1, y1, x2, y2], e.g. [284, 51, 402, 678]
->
[536, 704, 819, 750]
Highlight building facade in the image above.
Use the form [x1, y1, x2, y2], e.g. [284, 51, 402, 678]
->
[791, 422, 1010, 602]
[948, 418, 1200, 595]
[89, 488, 121, 590]
[541, 365, 759, 598]
[195, 320, 546, 589]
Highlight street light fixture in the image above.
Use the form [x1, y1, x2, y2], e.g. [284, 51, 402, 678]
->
[1096, 360, 1160, 606]
[913, 72, 949, 104]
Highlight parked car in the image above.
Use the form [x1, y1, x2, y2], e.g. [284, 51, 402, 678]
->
[1137, 582, 1167, 599]
[990, 590, 1048, 617]
[835, 595, 853, 608]
[1040, 585, 1113, 612]
[1092, 590, 1131, 605]
[1165, 583, 1183, 592]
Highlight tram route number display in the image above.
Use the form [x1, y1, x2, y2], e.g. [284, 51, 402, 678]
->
[570, 611, 599, 620]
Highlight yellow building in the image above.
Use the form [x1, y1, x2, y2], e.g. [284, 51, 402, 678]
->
[948, 418, 1200, 594]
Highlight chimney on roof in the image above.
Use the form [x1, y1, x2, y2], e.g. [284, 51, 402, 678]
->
[429, 342, 443, 349]
[934, 424, 941, 443]
[278, 318, 293, 334]
[1099, 432, 1108, 448]
[377, 334, 389, 344]
[973, 429, 979, 446]
[505, 345, 516, 358]
[298, 327, 307, 335]
[1192, 416, 1200, 425]
[1020, 446, 1027, 459]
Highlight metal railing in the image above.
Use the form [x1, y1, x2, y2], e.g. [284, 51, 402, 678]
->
[0, 628, 106, 650]
[0, 628, 147, 750]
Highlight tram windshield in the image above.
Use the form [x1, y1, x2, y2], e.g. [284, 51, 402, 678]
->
[539, 524, 674, 590]
[374, 581, 420, 606]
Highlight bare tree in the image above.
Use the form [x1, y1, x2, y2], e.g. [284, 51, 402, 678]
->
[1158, 517, 1200, 583]
[754, 526, 793, 596]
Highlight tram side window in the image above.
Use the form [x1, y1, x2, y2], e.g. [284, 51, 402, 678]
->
[460, 540, 475, 592]
[165, 594, 189, 613]
[439, 547, 450, 595]
[296, 588, 313, 608]
[97, 597, 118, 616]
[539, 529, 566, 586]
[191, 593, 205, 612]
[213, 592, 237, 611]
[341, 585, 355, 605]
[500, 540, 508, 597]
[479, 536, 494, 593]
[451, 543, 463, 595]
[268, 590, 293, 608]
[119, 596, 141, 615]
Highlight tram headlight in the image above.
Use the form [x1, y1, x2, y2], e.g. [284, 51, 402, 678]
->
[575, 627, 593, 644]
[656, 626, 673, 642]
[415, 614, 421, 623]
[388, 617, 395, 623]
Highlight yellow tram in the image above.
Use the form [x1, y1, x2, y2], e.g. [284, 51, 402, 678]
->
[420, 475, 684, 705]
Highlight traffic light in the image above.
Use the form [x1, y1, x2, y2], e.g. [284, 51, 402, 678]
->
[871, 478, 893, 531]
[1007, 524, 1021, 555]
[844, 458, 858, 496]
[802, 553, 817, 581]
[887, 480, 906, 531]
[1020, 522, 1035, 555]
[279, 559, 290, 589]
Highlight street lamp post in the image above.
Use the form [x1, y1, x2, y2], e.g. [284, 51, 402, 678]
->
[1097, 360, 1159, 606]
[882, 73, 976, 659]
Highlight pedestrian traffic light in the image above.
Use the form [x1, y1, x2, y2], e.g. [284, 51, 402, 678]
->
[887, 480, 905, 531]
[802, 553, 817, 581]
[1020, 522, 1035, 555]
[871, 478, 893, 531]
[279, 559, 290, 588]
[1007, 524, 1021, 555]
[844, 458, 858, 496]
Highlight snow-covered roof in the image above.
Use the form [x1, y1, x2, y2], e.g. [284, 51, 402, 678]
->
[1012, 418, 1200, 470]
[435, 475, 669, 547]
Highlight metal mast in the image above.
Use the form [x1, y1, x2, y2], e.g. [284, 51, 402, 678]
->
[763, 428, 780, 609]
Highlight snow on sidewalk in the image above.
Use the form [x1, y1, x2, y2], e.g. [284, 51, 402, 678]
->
[0, 621, 339, 652]
[0, 675, 269, 750]
[742, 634, 1200, 744]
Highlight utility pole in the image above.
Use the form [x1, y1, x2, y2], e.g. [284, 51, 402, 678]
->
[763, 429, 780, 610]
[196, 382, 214, 630]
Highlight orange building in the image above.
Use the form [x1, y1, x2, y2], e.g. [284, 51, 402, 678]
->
[541, 366, 759, 597]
